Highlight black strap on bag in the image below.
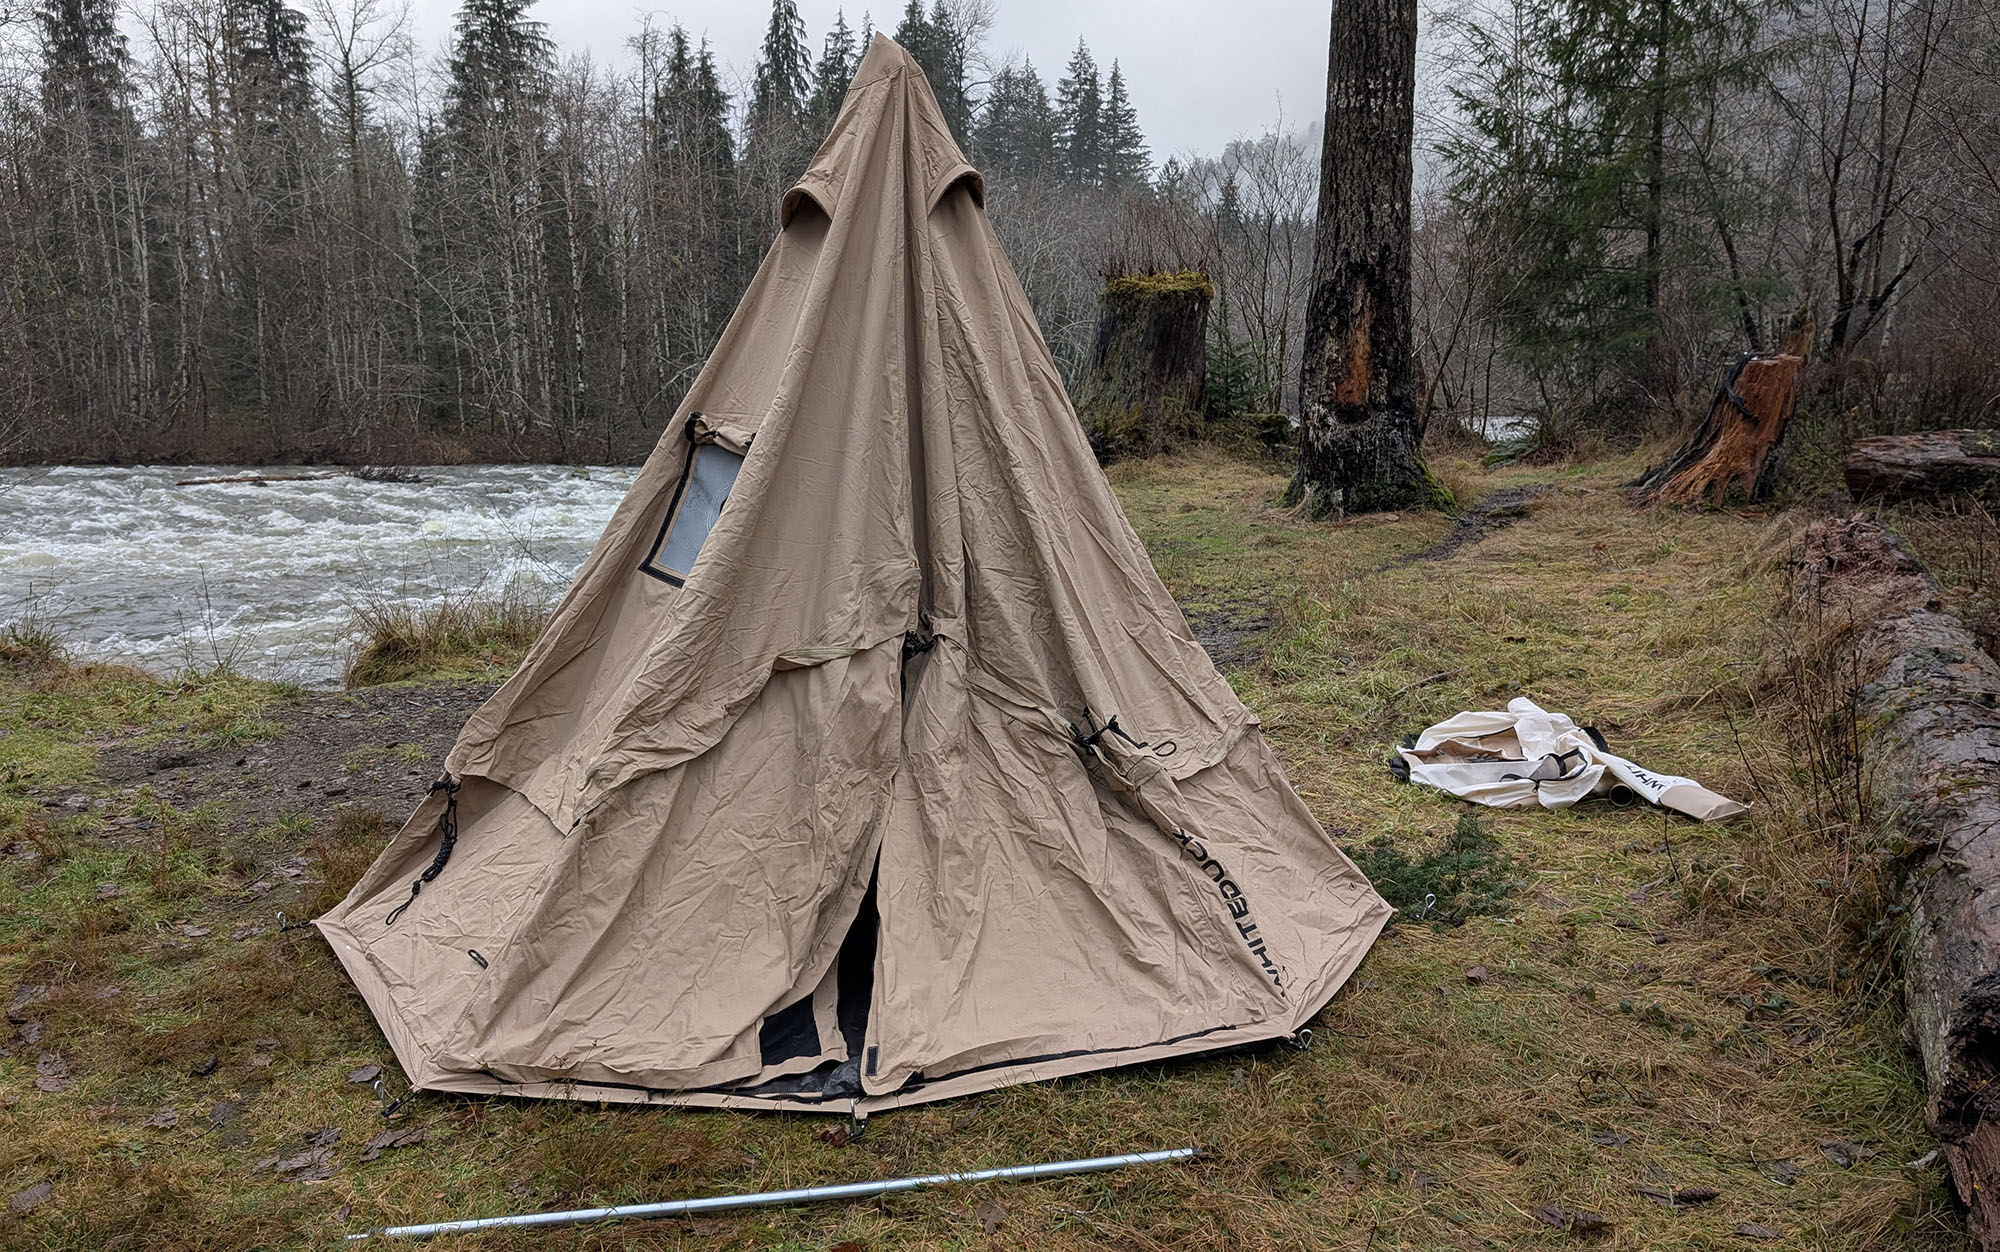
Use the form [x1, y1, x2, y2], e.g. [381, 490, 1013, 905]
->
[385, 776, 461, 926]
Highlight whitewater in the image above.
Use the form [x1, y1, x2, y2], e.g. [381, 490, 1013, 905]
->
[0, 465, 636, 688]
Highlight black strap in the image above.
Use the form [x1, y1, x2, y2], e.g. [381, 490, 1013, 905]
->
[385, 777, 461, 926]
[1067, 707, 1177, 758]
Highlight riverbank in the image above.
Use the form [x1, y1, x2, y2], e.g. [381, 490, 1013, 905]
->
[0, 451, 1965, 1250]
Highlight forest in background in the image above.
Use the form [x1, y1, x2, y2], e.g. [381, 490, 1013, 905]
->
[0, 0, 1994, 465]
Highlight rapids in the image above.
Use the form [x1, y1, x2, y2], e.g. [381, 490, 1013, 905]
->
[0, 465, 636, 687]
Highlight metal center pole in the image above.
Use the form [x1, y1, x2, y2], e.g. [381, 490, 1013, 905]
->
[347, 1145, 1202, 1241]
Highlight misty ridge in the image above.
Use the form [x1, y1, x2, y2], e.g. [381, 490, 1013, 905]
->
[0, 0, 1993, 468]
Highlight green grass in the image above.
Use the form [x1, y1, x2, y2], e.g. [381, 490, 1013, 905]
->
[0, 450, 1965, 1250]
[344, 589, 550, 688]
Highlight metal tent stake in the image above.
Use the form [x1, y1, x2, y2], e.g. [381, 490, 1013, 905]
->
[347, 1146, 1203, 1241]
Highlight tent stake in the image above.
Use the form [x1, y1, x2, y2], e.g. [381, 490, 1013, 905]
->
[346, 1145, 1202, 1241]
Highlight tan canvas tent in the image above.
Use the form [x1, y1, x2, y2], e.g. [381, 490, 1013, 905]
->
[317, 35, 1390, 1115]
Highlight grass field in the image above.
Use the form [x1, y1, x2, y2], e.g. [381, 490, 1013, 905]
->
[0, 450, 1966, 1250]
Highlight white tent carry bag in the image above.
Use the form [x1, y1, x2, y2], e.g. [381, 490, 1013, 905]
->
[1394, 697, 1747, 821]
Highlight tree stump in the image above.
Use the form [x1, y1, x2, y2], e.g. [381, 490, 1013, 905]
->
[1633, 350, 1805, 505]
[1078, 271, 1211, 459]
[1846, 430, 2000, 504]
[1796, 515, 2000, 1248]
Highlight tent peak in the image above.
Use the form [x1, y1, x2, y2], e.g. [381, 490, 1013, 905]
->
[783, 33, 982, 226]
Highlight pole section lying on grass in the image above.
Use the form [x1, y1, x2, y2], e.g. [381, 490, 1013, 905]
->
[346, 1146, 1203, 1241]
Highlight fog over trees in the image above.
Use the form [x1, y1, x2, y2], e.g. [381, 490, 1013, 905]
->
[0, 0, 1992, 463]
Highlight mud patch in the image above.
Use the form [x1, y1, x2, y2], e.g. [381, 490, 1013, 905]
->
[1404, 484, 1550, 563]
[95, 681, 498, 840]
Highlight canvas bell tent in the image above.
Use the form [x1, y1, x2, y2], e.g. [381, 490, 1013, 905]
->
[317, 36, 1391, 1114]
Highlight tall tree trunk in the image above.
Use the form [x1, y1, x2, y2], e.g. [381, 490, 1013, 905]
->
[1289, 0, 1432, 516]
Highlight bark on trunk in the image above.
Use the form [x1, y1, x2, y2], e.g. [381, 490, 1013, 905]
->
[1845, 430, 2000, 505]
[1632, 350, 1804, 506]
[1290, 0, 1428, 517]
[1795, 516, 2000, 1248]
[1079, 271, 1212, 459]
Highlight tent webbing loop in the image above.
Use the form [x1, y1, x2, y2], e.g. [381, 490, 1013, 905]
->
[385, 777, 461, 926]
[1067, 707, 1176, 759]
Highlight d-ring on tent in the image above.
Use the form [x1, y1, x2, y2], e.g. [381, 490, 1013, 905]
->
[317, 35, 1391, 1114]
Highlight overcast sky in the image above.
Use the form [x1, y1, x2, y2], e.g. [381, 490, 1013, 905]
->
[398, 1, 1334, 160]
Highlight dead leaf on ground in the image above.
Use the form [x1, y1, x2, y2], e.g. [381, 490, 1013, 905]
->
[1533, 1204, 1569, 1228]
[6, 985, 45, 1023]
[9, 1182, 52, 1214]
[34, 1051, 71, 1093]
[359, 1128, 428, 1162]
[1733, 1223, 1780, 1240]
[1673, 1187, 1720, 1205]
[95, 882, 123, 898]
[1760, 1159, 1801, 1185]
[181, 925, 211, 938]
[303, 1127, 341, 1147]
[816, 1124, 850, 1148]
[1464, 965, 1489, 985]
[974, 1197, 1007, 1235]
[145, 1107, 180, 1129]
[1819, 1137, 1875, 1167]
[209, 1100, 242, 1128]
[189, 1054, 219, 1077]
[1588, 1130, 1631, 1147]
[1570, 1212, 1611, 1234]
[346, 1064, 381, 1085]
[260, 1147, 335, 1181]
[827, 1243, 867, 1252]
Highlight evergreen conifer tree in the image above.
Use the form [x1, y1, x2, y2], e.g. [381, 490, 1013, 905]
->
[747, 0, 812, 177]
[808, 10, 858, 138]
[1102, 60, 1150, 189]
[976, 58, 1055, 183]
[1054, 39, 1103, 190]
[1446, 0, 1779, 398]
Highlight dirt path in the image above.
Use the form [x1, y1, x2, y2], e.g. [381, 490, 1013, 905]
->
[93, 681, 497, 839]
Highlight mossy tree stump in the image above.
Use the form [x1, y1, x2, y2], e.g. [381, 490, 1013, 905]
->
[1079, 271, 1212, 458]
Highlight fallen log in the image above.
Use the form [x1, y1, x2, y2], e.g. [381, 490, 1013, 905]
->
[175, 472, 343, 487]
[1632, 349, 1804, 506]
[1795, 515, 2000, 1248]
[1846, 430, 2000, 505]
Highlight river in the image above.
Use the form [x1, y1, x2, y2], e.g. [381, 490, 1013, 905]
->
[0, 465, 637, 688]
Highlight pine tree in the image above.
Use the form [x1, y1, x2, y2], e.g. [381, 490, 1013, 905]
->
[37, 0, 128, 127]
[31, 0, 150, 434]
[1445, 0, 1778, 401]
[229, 0, 314, 120]
[808, 11, 858, 138]
[976, 58, 1056, 183]
[746, 0, 812, 178]
[422, 0, 556, 431]
[1102, 60, 1150, 189]
[1054, 40, 1103, 190]
[440, 0, 552, 144]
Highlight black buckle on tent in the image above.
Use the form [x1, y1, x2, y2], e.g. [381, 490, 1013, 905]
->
[385, 776, 461, 926]
[1068, 708, 1175, 758]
